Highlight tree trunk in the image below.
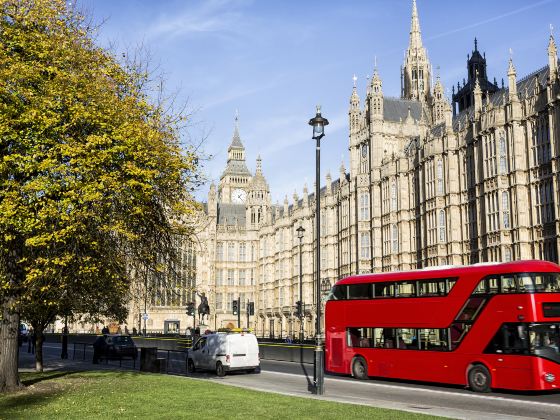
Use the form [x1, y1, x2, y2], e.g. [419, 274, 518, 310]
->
[35, 329, 44, 372]
[0, 296, 23, 392]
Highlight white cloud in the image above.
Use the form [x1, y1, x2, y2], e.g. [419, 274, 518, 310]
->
[146, 0, 248, 39]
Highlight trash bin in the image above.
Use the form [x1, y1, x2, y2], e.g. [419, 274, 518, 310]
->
[140, 347, 158, 372]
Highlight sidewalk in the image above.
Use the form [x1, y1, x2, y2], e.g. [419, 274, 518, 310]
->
[18, 343, 138, 373]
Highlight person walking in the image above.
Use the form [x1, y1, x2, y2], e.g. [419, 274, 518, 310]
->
[30, 329, 36, 354]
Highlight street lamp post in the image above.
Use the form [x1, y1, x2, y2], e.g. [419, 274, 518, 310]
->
[308, 105, 328, 395]
[296, 225, 305, 342]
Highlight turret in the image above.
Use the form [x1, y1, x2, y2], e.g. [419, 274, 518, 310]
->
[208, 182, 217, 217]
[369, 68, 384, 120]
[349, 75, 361, 134]
[508, 57, 518, 101]
[431, 75, 451, 125]
[549, 34, 558, 78]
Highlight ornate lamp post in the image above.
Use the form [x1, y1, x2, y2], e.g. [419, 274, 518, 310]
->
[308, 105, 328, 395]
[296, 225, 305, 342]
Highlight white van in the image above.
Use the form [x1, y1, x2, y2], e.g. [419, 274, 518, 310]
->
[187, 332, 260, 376]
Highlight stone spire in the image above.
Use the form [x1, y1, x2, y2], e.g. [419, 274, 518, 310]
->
[402, 0, 431, 102]
[349, 75, 361, 133]
[226, 110, 247, 162]
[508, 57, 518, 100]
[549, 32, 558, 77]
[255, 155, 263, 176]
[409, 0, 422, 50]
[473, 75, 483, 115]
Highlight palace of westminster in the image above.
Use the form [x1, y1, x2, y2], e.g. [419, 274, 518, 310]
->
[126, 1, 560, 338]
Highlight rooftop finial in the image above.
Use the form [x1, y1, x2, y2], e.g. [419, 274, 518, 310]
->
[551, 23, 555, 36]
[374, 55, 377, 69]
[352, 74, 357, 88]
[474, 37, 478, 51]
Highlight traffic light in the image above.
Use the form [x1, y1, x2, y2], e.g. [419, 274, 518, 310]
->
[186, 302, 195, 316]
[248, 301, 254, 316]
[232, 299, 239, 315]
[295, 300, 303, 318]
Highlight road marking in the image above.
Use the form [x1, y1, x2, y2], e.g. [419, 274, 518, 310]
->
[263, 370, 560, 408]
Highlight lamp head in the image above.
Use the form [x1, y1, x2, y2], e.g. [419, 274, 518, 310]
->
[308, 105, 329, 140]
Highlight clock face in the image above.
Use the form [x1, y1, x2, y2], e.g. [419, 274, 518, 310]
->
[232, 189, 247, 204]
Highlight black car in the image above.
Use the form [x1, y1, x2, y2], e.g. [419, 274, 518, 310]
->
[93, 334, 138, 363]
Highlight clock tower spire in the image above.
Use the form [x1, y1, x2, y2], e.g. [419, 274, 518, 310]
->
[218, 111, 252, 203]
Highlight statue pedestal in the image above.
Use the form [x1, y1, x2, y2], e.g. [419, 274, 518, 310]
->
[198, 323, 209, 334]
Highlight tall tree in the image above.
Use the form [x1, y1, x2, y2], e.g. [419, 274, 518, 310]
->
[0, 0, 200, 391]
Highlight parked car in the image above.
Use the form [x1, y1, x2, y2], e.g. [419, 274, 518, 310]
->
[93, 334, 138, 363]
[187, 332, 260, 376]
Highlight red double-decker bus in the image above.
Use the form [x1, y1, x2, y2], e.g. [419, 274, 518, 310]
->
[325, 260, 560, 392]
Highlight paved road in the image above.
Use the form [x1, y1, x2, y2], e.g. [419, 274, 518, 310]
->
[19, 343, 560, 420]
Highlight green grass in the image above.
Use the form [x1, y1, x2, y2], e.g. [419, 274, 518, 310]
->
[0, 371, 443, 419]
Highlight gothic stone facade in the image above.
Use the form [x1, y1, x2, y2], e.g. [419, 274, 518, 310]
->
[194, 1, 560, 338]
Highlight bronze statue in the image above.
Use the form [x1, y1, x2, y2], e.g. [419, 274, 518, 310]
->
[197, 291, 210, 324]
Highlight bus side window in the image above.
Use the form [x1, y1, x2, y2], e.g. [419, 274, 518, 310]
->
[450, 323, 471, 350]
[396, 281, 415, 297]
[375, 282, 394, 298]
[348, 284, 372, 300]
[518, 274, 535, 293]
[397, 328, 418, 349]
[487, 277, 500, 294]
[347, 328, 361, 347]
[446, 278, 457, 294]
[472, 279, 486, 294]
[484, 323, 529, 355]
[501, 275, 517, 293]
[381, 328, 396, 349]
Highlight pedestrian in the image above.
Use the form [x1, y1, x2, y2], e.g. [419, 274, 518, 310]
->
[132, 327, 137, 335]
[92, 335, 107, 364]
[27, 328, 33, 353]
[30, 329, 36, 354]
[124, 325, 129, 335]
[186, 327, 192, 337]
[101, 325, 109, 334]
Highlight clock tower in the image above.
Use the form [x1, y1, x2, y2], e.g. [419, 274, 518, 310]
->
[218, 113, 252, 204]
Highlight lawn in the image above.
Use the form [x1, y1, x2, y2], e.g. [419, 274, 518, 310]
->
[0, 371, 443, 419]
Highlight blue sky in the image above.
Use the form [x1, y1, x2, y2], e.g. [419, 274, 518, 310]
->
[80, 0, 559, 203]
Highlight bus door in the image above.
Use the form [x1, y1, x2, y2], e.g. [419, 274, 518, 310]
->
[484, 323, 532, 389]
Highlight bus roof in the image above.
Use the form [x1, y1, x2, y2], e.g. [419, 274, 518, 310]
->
[335, 260, 560, 285]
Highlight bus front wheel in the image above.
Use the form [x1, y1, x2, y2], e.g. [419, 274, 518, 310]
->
[468, 365, 491, 393]
[352, 357, 368, 380]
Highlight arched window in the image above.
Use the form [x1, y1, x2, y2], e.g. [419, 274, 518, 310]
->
[502, 191, 510, 228]
[360, 233, 370, 259]
[504, 247, 512, 262]
[437, 159, 444, 194]
[359, 193, 370, 221]
[499, 135, 507, 174]
[439, 210, 446, 242]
